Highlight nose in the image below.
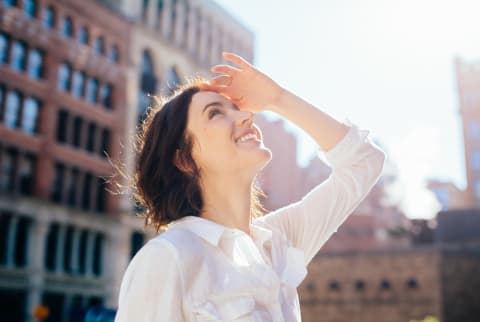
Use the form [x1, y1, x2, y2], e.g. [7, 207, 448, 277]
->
[235, 109, 254, 126]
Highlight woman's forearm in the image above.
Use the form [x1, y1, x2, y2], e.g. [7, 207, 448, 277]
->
[266, 87, 351, 153]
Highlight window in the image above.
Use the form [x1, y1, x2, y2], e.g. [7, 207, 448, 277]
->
[14, 217, 31, 267]
[57, 63, 72, 91]
[21, 97, 40, 134]
[63, 226, 73, 273]
[0, 84, 4, 120]
[18, 154, 35, 195]
[71, 71, 85, 98]
[96, 177, 106, 212]
[99, 84, 112, 109]
[0, 32, 9, 64]
[51, 162, 65, 202]
[4, 90, 21, 129]
[328, 279, 340, 291]
[94, 36, 104, 55]
[3, 0, 17, 7]
[67, 168, 79, 206]
[355, 279, 366, 291]
[27, 49, 44, 79]
[85, 78, 98, 104]
[100, 128, 110, 157]
[92, 234, 103, 276]
[108, 45, 119, 63]
[45, 223, 59, 271]
[86, 122, 96, 152]
[82, 172, 92, 210]
[72, 116, 83, 147]
[142, 0, 149, 19]
[77, 26, 89, 45]
[42, 6, 55, 29]
[10, 41, 27, 71]
[78, 230, 88, 274]
[56, 109, 68, 143]
[379, 279, 391, 290]
[130, 232, 145, 259]
[138, 50, 157, 124]
[62, 16, 73, 37]
[406, 278, 418, 289]
[0, 148, 18, 192]
[24, 0, 36, 18]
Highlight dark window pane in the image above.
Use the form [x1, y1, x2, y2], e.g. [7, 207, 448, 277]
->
[0, 148, 18, 192]
[63, 226, 73, 273]
[5, 90, 21, 128]
[78, 230, 88, 274]
[62, 16, 73, 37]
[19, 154, 35, 195]
[24, 0, 36, 18]
[21, 97, 40, 134]
[44, 223, 59, 271]
[85, 78, 98, 104]
[43, 6, 55, 29]
[10, 41, 27, 71]
[94, 36, 104, 55]
[92, 234, 103, 276]
[0, 84, 4, 120]
[86, 122, 96, 152]
[0, 289, 26, 322]
[27, 49, 44, 79]
[95, 176, 106, 212]
[57, 63, 72, 91]
[100, 128, 110, 157]
[71, 71, 85, 98]
[77, 26, 89, 45]
[56, 109, 68, 143]
[82, 173, 92, 210]
[0, 32, 9, 64]
[67, 168, 79, 206]
[108, 45, 118, 63]
[0, 214, 11, 265]
[72, 116, 83, 147]
[14, 217, 30, 267]
[51, 163, 65, 202]
[43, 292, 64, 322]
[99, 83, 113, 109]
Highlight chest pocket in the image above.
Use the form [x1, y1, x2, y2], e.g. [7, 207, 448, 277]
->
[192, 294, 256, 322]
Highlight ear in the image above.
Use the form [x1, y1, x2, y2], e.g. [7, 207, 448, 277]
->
[174, 149, 193, 175]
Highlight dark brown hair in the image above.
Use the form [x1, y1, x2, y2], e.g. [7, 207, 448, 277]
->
[126, 79, 267, 232]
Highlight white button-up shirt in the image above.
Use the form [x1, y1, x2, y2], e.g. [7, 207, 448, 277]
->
[114, 119, 386, 322]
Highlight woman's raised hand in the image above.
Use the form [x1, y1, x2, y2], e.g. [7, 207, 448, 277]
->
[203, 52, 283, 112]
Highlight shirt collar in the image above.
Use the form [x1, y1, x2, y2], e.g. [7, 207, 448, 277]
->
[169, 215, 272, 247]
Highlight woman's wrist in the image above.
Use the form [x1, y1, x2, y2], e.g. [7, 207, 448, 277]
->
[263, 85, 286, 113]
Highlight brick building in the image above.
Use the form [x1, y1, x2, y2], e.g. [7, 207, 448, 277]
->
[0, 0, 130, 321]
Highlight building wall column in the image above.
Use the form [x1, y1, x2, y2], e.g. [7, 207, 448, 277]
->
[161, 0, 172, 39]
[5, 215, 19, 267]
[25, 219, 49, 322]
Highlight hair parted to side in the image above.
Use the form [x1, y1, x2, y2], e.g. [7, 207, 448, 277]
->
[114, 77, 267, 233]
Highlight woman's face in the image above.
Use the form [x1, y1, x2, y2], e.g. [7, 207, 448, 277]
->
[185, 91, 272, 178]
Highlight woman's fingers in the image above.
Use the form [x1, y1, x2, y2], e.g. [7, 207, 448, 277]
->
[211, 64, 241, 76]
[222, 52, 251, 70]
[209, 75, 232, 86]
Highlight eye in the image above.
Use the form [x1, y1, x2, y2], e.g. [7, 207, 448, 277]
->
[208, 108, 222, 119]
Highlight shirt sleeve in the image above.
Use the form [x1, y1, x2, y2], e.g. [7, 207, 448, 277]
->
[114, 238, 185, 322]
[258, 118, 387, 265]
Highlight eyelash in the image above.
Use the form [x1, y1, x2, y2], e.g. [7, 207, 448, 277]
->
[208, 108, 222, 119]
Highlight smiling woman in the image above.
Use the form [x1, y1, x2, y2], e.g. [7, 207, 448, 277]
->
[114, 52, 386, 322]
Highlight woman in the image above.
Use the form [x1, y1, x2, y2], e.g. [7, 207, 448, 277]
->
[114, 52, 386, 322]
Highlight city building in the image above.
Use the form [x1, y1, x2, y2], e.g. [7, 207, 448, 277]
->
[455, 57, 480, 208]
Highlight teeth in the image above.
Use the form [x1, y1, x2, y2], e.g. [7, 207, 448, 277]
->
[238, 133, 257, 143]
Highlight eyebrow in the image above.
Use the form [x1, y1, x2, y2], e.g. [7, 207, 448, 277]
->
[202, 101, 239, 115]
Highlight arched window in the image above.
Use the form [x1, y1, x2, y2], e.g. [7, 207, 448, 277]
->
[94, 36, 104, 55]
[138, 50, 157, 125]
[108, 45, 119, 63]
[21, 97, 40, 134]
[71, 71, 85, 98]
[24, 0, 36, 18]
[42, 6, 55, 29]
[57, 63, 72, 91]
[99, 83, 113, 109]
[62, 16, 73, 37]
[5, 90, 21, 128]
[0, 32, 9, 64]
[85, 77, 98, 104]
[77, 26, 89, 45]
[10, 41, 27, 71]
[27, 49, 44, 79]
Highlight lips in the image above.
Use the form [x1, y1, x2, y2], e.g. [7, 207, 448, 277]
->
[235, 128, 259, 143]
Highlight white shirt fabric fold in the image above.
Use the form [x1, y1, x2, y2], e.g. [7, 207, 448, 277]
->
[114, 118, 387, 322]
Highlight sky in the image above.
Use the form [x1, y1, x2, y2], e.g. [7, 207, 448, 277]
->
[214, 0, 480, 219]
